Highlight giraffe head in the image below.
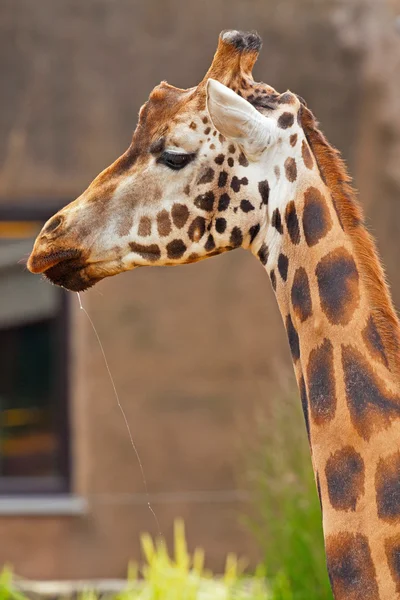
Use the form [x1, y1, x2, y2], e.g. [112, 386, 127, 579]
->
[28, 30, 304, 291]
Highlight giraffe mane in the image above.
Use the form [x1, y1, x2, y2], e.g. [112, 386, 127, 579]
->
[300, 104, 400, 372]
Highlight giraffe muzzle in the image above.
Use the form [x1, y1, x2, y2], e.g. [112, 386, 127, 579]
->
[27, 248, 82, 274]
[27, 247, 98, 292]
[43, 257, 99, 292]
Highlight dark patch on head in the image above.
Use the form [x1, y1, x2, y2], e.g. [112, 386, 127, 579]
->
[342, 344, 400, 440]
[157, 210, 172, 237]
[188, 216, 206, 242]
[231, 176, 248, 193]
[240, 199, 254, 213]
[138, 216, 151, 237]
[325, 447, 365, 511]
[278, 253, 289, 281]
[197, 167, 215, 185]
[290, 133, 298, 147]
[278, 112, 294, 129]
[376, 452, 400, 522]
[238, 152, 249, 167]
[220, 29, 262, 53]
[291, 267, 312, 322]
[149, 137, 166, 155]
[248, 223, 260, 243]
[215, 154, 225, 165]
[230, 226, 243, 248]
[258, 243, 269, 265]
[270, 269, 276, 291]
[171, 204, 189, 229]
[284, 157, 297, 182]
[316, 248, 360, 325]
[249, 92, 279, 111]
[258, 180, 270, 206]
[307, 338, 336, 425]
[166, 239, 186, 260]
[278, 92, 295, 105]
[303, 186, 333, 246]
[325, 533, 379, 600]
[285, 201, 300, 244]
[194, 191, 215, 212]
[216, 218, 227, 234]
[286, 314, 300, 362]
[218, 171, 228, 188]
[362, 315, 389, 368]
[299, 373, 310, 444]
[302, 139, 313, 169]
[129, 242, 161, 262]
[116, 214, 134, 237]
[271, 208, 283, 234]
[218, 193, 230, 211]
[204, 234, 216, 252]
[385, 535, 400, 594]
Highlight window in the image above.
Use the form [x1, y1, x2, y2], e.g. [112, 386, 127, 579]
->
[0, 206, 70, 495]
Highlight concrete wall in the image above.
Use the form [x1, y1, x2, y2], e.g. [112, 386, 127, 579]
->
[0, 0, 399, 578]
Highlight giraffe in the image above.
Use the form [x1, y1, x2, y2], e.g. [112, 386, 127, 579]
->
[27, 30, 400, 599]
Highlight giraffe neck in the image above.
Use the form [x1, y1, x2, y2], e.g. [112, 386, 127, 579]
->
[255, 112, 400, 599]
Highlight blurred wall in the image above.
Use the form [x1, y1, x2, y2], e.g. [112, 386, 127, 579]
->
[0, 0, 399, 579]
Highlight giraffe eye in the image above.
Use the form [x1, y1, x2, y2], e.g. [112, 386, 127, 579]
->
[158, 151, 196, 170]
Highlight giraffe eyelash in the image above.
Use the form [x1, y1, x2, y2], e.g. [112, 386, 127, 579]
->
[157, 151, 197, 170]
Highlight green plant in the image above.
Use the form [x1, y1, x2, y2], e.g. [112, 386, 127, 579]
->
[0, 567, 27, 600]
[124, 519, 270, 600]
[2, 520, 294, 600]
[245, 391, 333, 600]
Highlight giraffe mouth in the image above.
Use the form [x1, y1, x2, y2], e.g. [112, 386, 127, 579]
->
[41, 253, 130, 292]
[43, 256, 100, 292]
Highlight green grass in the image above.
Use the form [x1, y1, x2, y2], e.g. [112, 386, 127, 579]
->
[0, 520, 294, 600]
[245, 391, 333, 600]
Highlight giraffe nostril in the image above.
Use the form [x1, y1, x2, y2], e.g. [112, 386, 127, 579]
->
[43, 215, 63, 235]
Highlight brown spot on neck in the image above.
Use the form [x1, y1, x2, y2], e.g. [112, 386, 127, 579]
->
[326, 532, 379, 600]
[300, 105, 400, 372]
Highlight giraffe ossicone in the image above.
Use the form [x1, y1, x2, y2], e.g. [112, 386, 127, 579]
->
[28, 30, 400, 600]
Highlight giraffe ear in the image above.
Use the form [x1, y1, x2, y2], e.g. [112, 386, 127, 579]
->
[206, 79, 277, 159]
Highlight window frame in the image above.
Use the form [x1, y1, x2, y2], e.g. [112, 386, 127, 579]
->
[0, 202, 72, 496]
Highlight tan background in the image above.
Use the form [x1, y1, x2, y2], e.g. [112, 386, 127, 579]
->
[0, 0, 400, 579]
